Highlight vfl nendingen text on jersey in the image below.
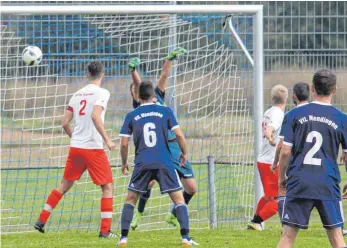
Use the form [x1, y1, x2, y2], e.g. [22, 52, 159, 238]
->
[298, 115, 339, 130]
[134, 112, 163, 121]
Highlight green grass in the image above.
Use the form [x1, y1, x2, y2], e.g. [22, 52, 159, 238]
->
[1, 166, 347, 247]
[2, 225, 347, 247]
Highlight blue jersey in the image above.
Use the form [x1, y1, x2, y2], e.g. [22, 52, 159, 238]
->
[278, 113, 287, 140]
[282, 101, 347, 200]
[279, 103, 309, 139]
[132, 86, 176, 140]
[120, 103, 179, 169]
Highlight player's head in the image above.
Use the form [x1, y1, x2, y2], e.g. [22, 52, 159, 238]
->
[130, 82, 157, 103]
[139, 81, 154, 102]
[87, 61, 105, 81]
[292, 82, 310, 105]
[271, 84, 288, 105]
[312, 69, 337, 97]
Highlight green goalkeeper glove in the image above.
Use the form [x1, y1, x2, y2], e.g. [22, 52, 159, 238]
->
[165, 47, 187, 61]
[128, 57, 141, 72]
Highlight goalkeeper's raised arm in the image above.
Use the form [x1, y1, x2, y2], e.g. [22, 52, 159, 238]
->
[128, 47, 187, 104]
[157, 47, 187, 92]
[128, 57, 142, 102]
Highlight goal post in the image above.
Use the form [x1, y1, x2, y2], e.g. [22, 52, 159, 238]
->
[1, 4, 263, 232]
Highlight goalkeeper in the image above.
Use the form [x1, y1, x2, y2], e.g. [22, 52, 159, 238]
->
[128, 47, 197, 229]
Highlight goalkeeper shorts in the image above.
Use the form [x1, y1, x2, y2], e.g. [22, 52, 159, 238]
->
[63, 147, 113, 185]
[168, 141, 195, 179]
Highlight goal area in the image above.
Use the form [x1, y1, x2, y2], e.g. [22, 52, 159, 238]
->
[1, 4, 263, 233]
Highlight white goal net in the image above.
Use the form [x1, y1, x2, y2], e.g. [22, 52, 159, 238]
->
[1, 6, 262, 233]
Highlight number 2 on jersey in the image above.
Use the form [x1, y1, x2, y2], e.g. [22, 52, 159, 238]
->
[79, 100, 87, 115]
[143, 122, 157, 147]
[303, 131, 323, 166]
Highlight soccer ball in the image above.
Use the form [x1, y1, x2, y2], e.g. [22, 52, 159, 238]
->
[22, 46, 42, 65]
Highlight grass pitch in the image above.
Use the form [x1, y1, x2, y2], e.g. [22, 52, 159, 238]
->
[1, 158, 346, 248]
[2, 224, 346, 247]
[2, 172, 347, 247]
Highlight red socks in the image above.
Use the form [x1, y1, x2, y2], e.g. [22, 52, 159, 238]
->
[38, 190, 113, 234]
[259, 199, 278, 221]
[255, 197, 267, 216]
[255, 196, 278, 222]
[38, 189, 63, 224]
[100, 197, 113, 234]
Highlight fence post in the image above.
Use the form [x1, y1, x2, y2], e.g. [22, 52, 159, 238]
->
[207, 155, 217, 229]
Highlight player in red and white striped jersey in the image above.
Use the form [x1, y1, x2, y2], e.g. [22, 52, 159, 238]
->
[34, 61, 117, 238]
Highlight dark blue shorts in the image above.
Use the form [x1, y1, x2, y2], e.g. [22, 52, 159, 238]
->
[168, 141, 194, 179]
[278, 196, 285, 221]
[128, 166, 183, 194]
[281, 197, 344, 229]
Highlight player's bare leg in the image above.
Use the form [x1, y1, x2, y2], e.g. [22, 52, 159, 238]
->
[99, 182, 117, 238]
[131, 180, 156, 230]
[181, 178, 197, 204]
[117, 191, 140, 246]
[168, 190, 199, 246]
[276, 225, 299, 248]
[56, 179, 75, 194]
[34, 179, 74, 233]
[326, 227, 346, 248]
[166, 178, 197, 227]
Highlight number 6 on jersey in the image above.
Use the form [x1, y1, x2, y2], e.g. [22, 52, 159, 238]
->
[144, 122, 157, 147]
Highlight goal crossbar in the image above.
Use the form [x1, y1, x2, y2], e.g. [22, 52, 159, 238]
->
[1, 4, 264, 211]
[2, 5, 262, 15]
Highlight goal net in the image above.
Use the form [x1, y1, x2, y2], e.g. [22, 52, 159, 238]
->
[1, 6, 261, 233]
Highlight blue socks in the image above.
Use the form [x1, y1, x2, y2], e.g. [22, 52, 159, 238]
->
[171, 191, 194, 216]
[175, 204, 190, 237]
[138, 189, 151, 213]
[120, 203, 134, 237]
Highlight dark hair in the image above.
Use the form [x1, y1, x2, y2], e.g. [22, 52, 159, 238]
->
[312, 69, 336, 96]
[87, 61, 104, 80]
[293, 82, 310, 101]
[139, 81, 154, 100]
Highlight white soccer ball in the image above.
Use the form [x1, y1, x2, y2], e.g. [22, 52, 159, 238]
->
[22, 46, 42, 65]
